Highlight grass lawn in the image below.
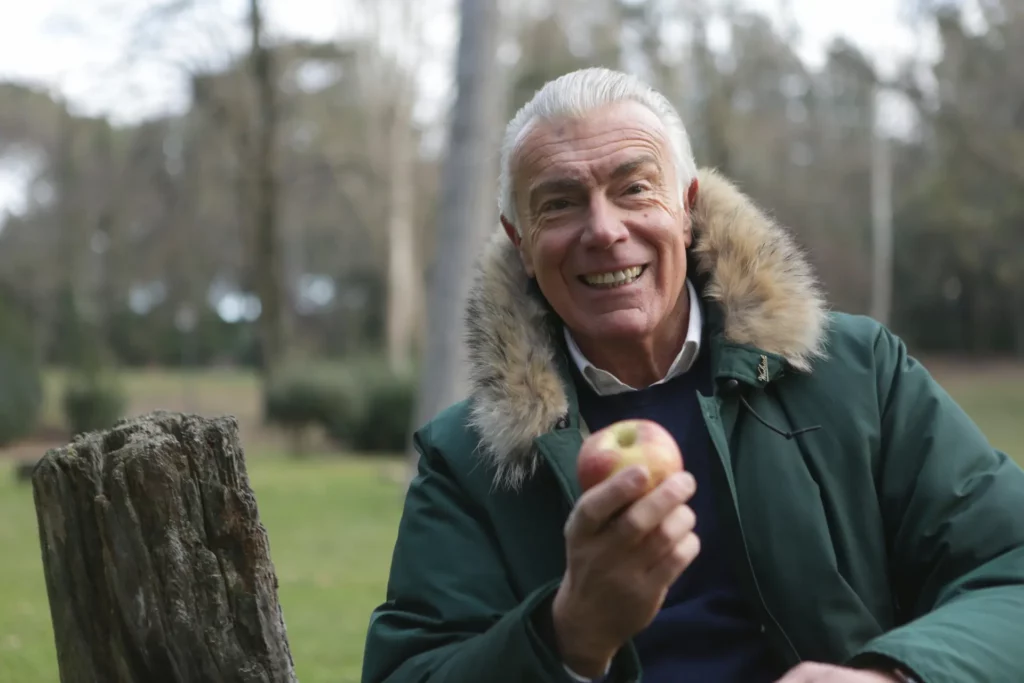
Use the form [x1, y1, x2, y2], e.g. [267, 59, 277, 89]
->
[925, 361, 1024, 465]
[0, 361, 1021, 682]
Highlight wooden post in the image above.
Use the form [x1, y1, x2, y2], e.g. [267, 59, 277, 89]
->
[31, 411, 298, 683]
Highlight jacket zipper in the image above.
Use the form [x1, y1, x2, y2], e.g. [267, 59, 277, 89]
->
[699, 396, 804, 668]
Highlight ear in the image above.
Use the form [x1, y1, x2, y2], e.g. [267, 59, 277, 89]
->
[683, 178, 699, 248]
[500, 214, 535, 277]
[685, 177, 699, 212]
[500, 215, 521, 248]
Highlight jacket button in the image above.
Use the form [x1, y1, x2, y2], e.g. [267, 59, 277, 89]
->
[723, 379, 741, 395]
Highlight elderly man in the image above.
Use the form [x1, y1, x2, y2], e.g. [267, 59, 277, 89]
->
[361, 68, 1024, 683]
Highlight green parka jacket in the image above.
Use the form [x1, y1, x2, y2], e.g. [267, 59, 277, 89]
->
[362, 169, 1024, 683]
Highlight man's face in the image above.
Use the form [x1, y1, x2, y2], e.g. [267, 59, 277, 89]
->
[503, 101, 695, 347]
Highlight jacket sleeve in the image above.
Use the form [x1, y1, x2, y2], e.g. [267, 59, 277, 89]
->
[849, 326, 1024, 683]
[360, 425, 610, 683]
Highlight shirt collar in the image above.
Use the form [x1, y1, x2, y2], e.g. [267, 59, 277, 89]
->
[563, 279, 704, 396]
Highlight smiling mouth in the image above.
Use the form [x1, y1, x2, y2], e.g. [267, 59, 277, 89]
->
[579, 265, 647, 289]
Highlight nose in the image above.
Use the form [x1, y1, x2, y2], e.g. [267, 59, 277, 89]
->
[580, 194, 628, 248]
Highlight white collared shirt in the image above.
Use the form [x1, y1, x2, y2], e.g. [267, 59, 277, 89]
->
[563, 279, 703, 396]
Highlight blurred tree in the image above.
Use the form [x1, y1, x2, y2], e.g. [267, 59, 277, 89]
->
[0, 291, 43, 447]
[505, 0, 623, 116]
[887, 1, 1024, 353]
[0, 0, 1021, 371]
[410, 0, 502, 471]
[382, 2, 421, 375]
[249, 0, 289, 378]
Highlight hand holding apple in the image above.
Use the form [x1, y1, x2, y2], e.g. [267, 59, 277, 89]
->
[774, 662, 905, 683]
[550, 420, 698, 678]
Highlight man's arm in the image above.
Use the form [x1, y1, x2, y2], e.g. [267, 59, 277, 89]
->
[847, 325, 1024, 682]
[360, 425, 635, 683]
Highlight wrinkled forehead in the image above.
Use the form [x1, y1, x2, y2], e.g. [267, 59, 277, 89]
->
[509, 100, 674, 192]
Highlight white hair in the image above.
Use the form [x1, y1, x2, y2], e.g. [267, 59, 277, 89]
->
[498, 67, 698, 232]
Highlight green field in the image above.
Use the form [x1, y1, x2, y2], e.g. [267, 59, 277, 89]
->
[1, 363, 1021, 682]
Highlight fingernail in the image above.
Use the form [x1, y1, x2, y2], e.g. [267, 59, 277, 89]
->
[666, 473, 686, 496]
[629, 466, 650, 487]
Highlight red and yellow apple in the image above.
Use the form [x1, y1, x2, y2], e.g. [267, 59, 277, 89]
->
[576, 418, 683, 493]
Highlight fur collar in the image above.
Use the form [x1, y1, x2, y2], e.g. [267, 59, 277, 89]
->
[464, 168, 829, 490]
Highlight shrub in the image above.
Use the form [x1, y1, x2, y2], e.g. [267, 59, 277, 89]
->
[62, 374, 127, 436]
[348, 368, 417, 454]
[263, 364, 360, 455]
[0, 298, 43, 446]
[263, 358, 418, 456]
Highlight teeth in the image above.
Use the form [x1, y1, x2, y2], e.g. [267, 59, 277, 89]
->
[583, 266, 644, 287]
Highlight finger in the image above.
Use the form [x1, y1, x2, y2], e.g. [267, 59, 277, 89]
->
[773, 662, 832, 683]
[566, 465, 652, 538]
[610, 471, 696, 544]
[641, 504, 697, 568]
[648, 532, 701, 587]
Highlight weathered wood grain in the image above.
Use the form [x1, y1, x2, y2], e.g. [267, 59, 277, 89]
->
[31, 411, 298, 683]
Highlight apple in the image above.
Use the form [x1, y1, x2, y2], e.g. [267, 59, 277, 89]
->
[576, 418, 683, 493]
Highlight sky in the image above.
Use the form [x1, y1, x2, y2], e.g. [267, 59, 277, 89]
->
[0, 0, 938, 219]
[0, 0, 460, 123]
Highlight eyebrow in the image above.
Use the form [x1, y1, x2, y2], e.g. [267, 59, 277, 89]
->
[611, 155, 661, 180]
[526, 155, 663, 213]
[529, 177, 585, 202]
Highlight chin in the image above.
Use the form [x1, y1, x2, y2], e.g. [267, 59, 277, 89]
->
[573, 309, 654, 341]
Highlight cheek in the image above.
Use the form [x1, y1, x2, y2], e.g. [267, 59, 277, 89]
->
[528, 233, 572, 278]
[647, 217, 686, 252]
[649, 220, 689, 281]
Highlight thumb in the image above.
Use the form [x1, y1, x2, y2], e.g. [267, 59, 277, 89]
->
[567, 465, 650, 538]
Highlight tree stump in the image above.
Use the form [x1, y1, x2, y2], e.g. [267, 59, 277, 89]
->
[31, 411, 298, 683]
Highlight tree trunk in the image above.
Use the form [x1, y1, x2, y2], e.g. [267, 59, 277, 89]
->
[1013, 283, 1024, 358]
[249, 0, 289, 378]
[385, 80, 419, 374]
[688, 8, 733, 175]
[31, 411, 297, 683]
[408, 0, 501, 473]
[55, 99, 88, 369]
[870, 87, 894, 327]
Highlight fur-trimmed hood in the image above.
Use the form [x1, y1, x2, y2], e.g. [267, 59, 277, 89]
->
[464, 168, 829, 489]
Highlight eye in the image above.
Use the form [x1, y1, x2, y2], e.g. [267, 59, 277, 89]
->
[625, 182, 649, 195]
[540, 198, 571, 213]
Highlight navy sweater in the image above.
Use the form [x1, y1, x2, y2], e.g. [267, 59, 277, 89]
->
[571, 347, 785, 683]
